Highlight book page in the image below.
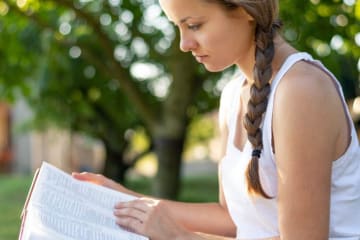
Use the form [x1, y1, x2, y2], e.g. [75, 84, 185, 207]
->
[25, 208, 145, 240]
[22, 162, 148, 240]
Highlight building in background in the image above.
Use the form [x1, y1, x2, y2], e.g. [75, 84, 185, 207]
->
[0, 102, 11, 173]
[2, 99, 105, 174]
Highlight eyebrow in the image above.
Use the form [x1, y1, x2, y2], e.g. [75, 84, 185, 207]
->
[180, 16, 191, 24]
[179, 16, 205, 25]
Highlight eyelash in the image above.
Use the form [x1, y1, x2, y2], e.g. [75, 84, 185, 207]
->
[187, 24, 202, 31]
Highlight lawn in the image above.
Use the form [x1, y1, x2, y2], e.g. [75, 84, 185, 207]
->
[0, 173, 218, 240]
[0, 175, 33, 240]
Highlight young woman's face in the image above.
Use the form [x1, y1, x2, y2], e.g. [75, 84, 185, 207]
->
[159, 0, 256, 72]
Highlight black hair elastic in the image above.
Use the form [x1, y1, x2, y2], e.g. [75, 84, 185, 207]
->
[252, 149, 262, 158]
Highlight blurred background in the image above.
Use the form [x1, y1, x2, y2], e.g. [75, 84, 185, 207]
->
[0, 0, 359, 239]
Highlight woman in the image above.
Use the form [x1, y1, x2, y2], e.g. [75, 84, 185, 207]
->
[73, 0, 360, 239]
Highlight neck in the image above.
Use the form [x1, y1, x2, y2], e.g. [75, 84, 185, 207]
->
[238, 35, 297, 86]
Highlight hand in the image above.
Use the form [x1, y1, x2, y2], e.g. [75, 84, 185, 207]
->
[114, 198, 189, 240]
[72, 172, 127, 193]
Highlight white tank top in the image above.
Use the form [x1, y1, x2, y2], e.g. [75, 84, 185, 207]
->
[219, 52, 360, 239]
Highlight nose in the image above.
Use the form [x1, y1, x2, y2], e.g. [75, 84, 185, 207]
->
[179, 33, 198, 52]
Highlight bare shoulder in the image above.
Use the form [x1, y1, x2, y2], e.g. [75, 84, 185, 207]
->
[273, 60, 343, 118]
[275, 60, 337, 103]
[272, 59, 347, 159]
[273, 60, 339, 239]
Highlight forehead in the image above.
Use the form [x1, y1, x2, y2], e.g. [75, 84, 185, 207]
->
[159, 0, 217, 23]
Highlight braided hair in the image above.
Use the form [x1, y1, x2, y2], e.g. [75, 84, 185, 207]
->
[209, 0, 281, 198]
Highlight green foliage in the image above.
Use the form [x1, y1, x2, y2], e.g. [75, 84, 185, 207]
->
[185, 114, 216, 150]
[0, 0, 213, 143]
[1, 0, 359, 126]
[126, 174, 219, 202]
[0, 0, 358, 196]
[179, 175, 218, 202]
[280, 0, 360, 98]
[0, 0, 215, 196]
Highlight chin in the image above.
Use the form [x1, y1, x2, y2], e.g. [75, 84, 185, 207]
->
[204, 64, 231, 72]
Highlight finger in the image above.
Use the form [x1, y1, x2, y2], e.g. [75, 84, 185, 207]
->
[114, 207, 147, 221]
[72, 172, 105, 185]
[115, 200, 148, 215]
[115, 197, 157, 208]
[72, 172, 93, 180]
[116, 216, 143, 234]
[115, 198, 156, 212]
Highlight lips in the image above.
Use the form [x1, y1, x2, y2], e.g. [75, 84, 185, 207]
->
[193, 54, 208, 63]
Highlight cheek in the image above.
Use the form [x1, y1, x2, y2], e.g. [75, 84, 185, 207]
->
[210, 24, 252, 51]
[217, 24, 254, 59]
[206, 31, 246, 62]
[196, 20, 255, 71]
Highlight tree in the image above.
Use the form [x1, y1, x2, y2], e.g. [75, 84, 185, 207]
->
[280, 0, 360, 98]
[0, 0, 219, 198]
[1, 0, 358, 199]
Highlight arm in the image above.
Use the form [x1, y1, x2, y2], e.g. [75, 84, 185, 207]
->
[114, 194, 279, 240]
[73, 138, 235, 238]
[74, 81, 240, 239]
[72, 172, 144, 197]
[273, 65, 347, 239]
[113, 94, 237, 239]
[161, 90, 236, 237]
[73, 172, 236, 236]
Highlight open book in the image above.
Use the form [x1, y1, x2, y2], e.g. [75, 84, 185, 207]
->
[19, 162, 149, 240]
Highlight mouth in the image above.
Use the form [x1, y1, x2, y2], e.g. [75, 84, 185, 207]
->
[193, 54, 208, 63]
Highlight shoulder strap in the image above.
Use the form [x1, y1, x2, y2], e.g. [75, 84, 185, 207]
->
[270, 52, 313, 92]
[262, 52, 313, 157]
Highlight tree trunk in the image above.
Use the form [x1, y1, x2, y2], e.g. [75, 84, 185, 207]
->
[152, 136, 185, 199]
[103, 144, 129, 183]
[150, 36, 202, 199]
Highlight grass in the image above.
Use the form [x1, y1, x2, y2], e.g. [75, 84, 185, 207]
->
[0, 175, 33, 240]
[0, 173, 218, 240]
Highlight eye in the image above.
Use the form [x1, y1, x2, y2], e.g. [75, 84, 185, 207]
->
[187, 23, 202, 31]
